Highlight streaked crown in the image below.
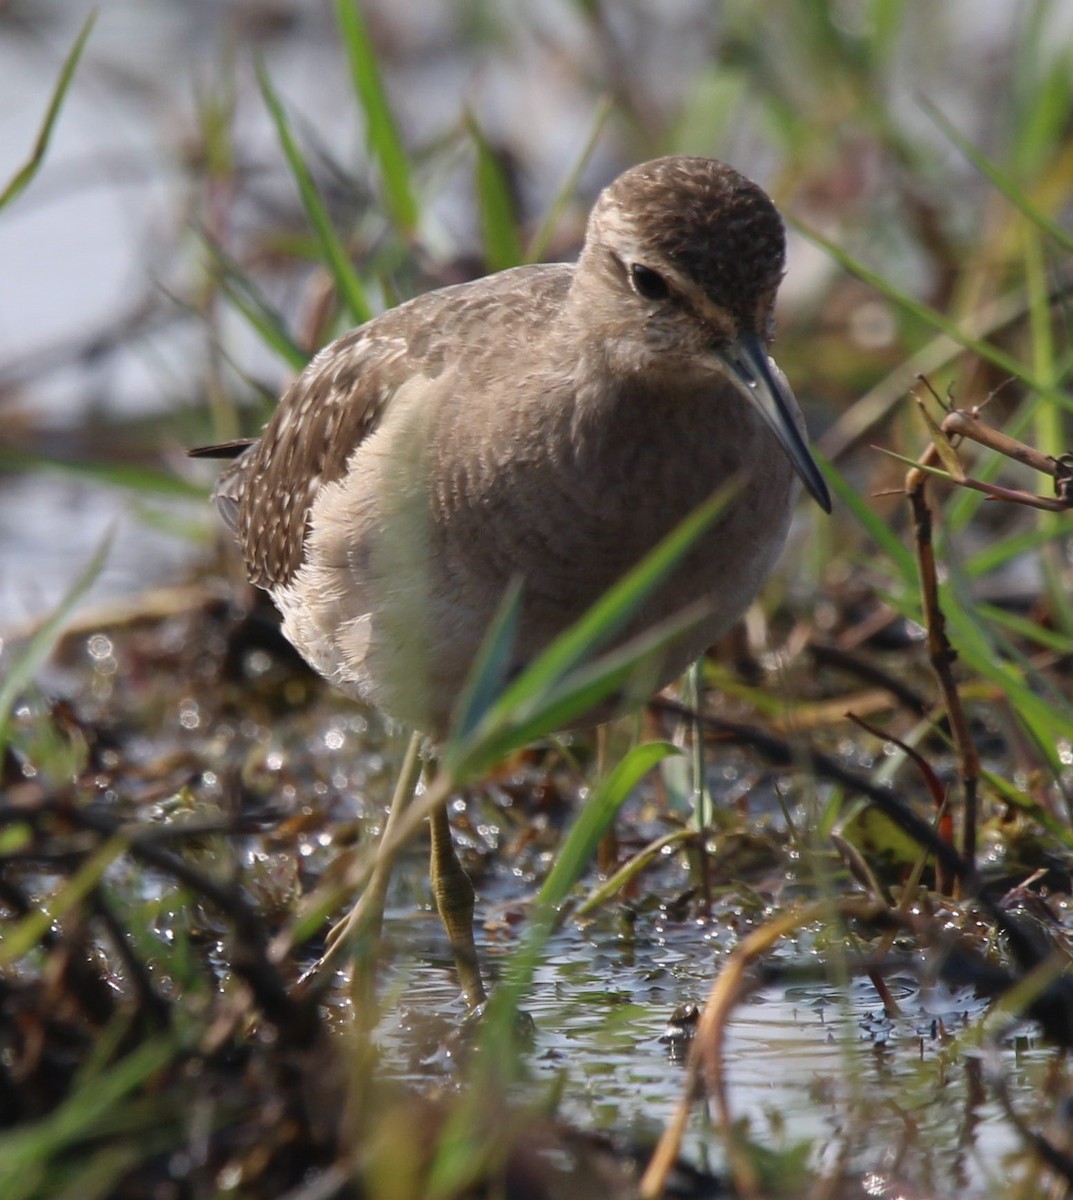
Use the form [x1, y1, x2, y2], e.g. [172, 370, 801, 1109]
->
[587, 156, 786, 328]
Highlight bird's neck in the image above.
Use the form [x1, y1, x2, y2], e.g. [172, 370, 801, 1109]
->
[563, 328, 727, 451]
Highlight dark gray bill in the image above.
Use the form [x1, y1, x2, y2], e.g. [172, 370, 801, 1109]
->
[718, 333, 832, 513]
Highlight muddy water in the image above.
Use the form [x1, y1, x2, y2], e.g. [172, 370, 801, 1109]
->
[375, 901, 1035, 1194]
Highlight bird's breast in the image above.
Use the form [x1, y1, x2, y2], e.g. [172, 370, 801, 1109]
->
[430, 380, 797, 638]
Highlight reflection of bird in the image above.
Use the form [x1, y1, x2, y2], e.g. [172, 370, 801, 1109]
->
[200, 156, 830, 1007]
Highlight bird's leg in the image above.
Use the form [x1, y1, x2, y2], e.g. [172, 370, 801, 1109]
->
[684, 658, 713, 916]
[319, 730, 425, 1019]
[428, 800, 487, 1007]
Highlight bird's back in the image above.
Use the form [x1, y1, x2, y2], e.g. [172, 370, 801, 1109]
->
[219, 263, 574, 593]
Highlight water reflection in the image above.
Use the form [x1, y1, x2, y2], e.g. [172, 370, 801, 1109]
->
[378, 908, 1038, 1194]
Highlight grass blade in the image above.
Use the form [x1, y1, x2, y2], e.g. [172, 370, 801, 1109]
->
[0, 448, 205, 500]
[525, 95, 612, 263]
[255, 57, 372, 326]
[975, 602, 1073, 655]
[514, 741, 677, 957]
[450, 580, 524, 742]
[0, 531, 113, 752]
[334, 0, 418, 237]
[470, 116, 524, 272]
[0, 1037, 178, 1199]
[443, 482, 739, 777]
[0, 836, 129, 969]
[964, 522, 1071, 578]
[452, 605, 706, 776]
[0, 12, 96, 209]
[794, 219, 1073, 413]
[921, 97, 1073, 254]
[201, 235, 309, 372]
[819, 451, 916, 584]
[428, 740, 678, 1197]
[942, 576, 1073, 769]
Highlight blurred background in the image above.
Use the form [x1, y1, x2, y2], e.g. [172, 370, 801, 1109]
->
[0, 0, 1070, 625]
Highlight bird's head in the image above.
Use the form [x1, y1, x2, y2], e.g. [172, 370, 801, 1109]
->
[576, 156, 831, 512]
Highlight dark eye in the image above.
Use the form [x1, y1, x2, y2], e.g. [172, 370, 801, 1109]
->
[629, 263, 670, 301]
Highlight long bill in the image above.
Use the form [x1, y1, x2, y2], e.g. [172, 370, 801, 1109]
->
[718, 332, 832, 513]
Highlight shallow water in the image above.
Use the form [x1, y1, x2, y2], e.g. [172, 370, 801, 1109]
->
[372, 893, 1041, 1195]
[6, 600, 1067, 1196]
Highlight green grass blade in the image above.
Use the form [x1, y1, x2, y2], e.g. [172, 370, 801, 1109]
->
[874, 447, 955, 480]
[486, 740, 678, 1038]
[525, 95, 612, 263]
[470, 117, 524, 272]
[819, 451, 916, 583]
[794, 219, 1073, 412]
[0, 1037, 177, 1198]
[964, 522, 1070, 578]
[981, 768, 1073, 850]
[255, 58, 372, 325]
[485, 484, 736, 709]
[940, 576, 1072, 769]
[975, 602, 1073, 655]
[0, 12, 96, 209]
[428, 740, 678, 1197]
[0, 835, 129, 968]
[450, 579, 524, 742]
[453, 606, 705, 776]
[538, 741, 680, 912]
[201, 236, 309, 371]
[442, 482, 739, 776]
[0, 531, 113, 753]
[218, 275, 309, 373]
[576, 827, 693, 916]
[921, 97, 1073, 253]
[0, 447, 205, 500]
[333, 0, 418, 237]
[1023, 222, 1073, 636]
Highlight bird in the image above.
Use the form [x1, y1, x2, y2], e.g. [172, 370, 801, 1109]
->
[196, 155, 831, 1008]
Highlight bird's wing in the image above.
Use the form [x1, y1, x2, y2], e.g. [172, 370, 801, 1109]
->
[209, 264, 573, 590]
[221, 319, 411, 588]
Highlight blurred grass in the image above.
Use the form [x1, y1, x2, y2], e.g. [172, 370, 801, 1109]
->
[255, 56, 373, 328]
[3, 2, 1073, 1197]
[443, 484, 739, 778]
[470, 115, 525, 272]
[0, 533, 112, 756]
[0, 12, 95, 209]
[334, 0, 418, 239]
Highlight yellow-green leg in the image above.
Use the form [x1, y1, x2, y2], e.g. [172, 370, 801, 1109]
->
[429, 801, 487, 1007]
[318, 729, 486, 1012]
[319, 729, 424, 1020]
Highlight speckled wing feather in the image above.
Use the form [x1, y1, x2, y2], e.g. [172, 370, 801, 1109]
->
[216, 266, 572, 591]
[215, 320, 409, 589]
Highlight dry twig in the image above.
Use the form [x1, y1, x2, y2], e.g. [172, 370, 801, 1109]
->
[900, 382, 1073, 875]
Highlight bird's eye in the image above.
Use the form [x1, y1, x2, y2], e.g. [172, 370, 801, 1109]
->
[629, 263, 670, 301]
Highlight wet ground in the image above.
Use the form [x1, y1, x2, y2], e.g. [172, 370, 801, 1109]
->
[5, 586, 1070, 1197]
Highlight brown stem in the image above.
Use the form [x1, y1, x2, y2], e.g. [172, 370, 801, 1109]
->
[905, 450, 979, 881]
[941, 406, 1067, 480]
